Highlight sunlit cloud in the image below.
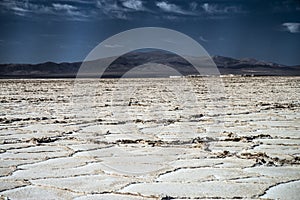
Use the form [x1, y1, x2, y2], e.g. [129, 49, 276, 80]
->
[0, 0, 90, 20]
[0, 0, 247, 21]
[96, 0, 128, 19]
[282, 22, 300, 33]
[202, 3, 242, 14]
[0, 0, 52, 16]
[122, 0, 144, 11]
[52, 4, 77, 11]
[156, 1, 193, 15]
[52, 3, 87, 18]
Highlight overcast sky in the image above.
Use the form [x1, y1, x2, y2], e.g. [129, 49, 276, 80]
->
[0, 0, 299, 65]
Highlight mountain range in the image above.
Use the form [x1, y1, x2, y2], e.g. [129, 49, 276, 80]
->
[0, 51, 299, 78]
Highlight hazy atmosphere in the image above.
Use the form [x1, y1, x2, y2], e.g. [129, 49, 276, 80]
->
[0, 0, 300, 65]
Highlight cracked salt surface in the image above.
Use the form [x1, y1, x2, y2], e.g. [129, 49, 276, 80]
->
[261, 180, 300, 200]
[0, 77, 299, 199]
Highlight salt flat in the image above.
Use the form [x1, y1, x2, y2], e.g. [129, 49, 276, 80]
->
[0, 77, 299, 199]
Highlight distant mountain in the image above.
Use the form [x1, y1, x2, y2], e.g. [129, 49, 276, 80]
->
[0, 51, 299, 78]
[212, 55, 299, 76]
[0, 62, 81, 78]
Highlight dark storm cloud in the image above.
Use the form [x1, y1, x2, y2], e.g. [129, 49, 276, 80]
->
[0, 0, 300, 65]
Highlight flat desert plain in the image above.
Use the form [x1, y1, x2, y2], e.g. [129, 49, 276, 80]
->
[0, 76, 299, 199]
